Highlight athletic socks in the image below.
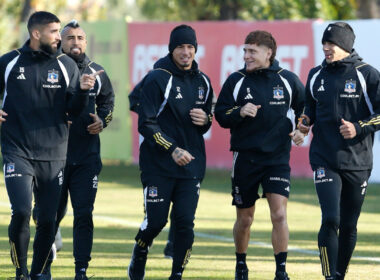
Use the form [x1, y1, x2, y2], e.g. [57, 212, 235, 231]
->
[274, 252, 287, 273]
[236, 252, 247, 269]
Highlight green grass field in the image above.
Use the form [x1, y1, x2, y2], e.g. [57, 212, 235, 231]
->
[1, 163, 380, 280]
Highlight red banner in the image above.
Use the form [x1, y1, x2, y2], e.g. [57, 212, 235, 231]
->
[128, 21, 314, 177]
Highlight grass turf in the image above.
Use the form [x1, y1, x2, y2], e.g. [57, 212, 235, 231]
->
[0, 163, 380, 279]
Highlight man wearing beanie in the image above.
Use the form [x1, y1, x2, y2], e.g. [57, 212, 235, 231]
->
[128, 24, 214, 280]
[299, 22, 380, 280]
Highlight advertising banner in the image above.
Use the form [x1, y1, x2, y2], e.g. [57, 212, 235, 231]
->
[128, 21, 315, 176]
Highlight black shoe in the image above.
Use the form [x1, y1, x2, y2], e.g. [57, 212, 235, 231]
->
[128, 244, 148, 280]
[163, 241, 174, 259]
[30, 274, 52, 280]
[74, 273, 89, 280]
[274, 271, 290, 280]
[168, 273, 182, 280]
[12, 275, 29, 280]
[235, 267, 248, 280]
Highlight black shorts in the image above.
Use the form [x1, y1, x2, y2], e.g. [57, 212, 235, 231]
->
[231, 152, 291, 208]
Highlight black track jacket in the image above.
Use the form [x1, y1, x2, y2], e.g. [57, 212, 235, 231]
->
[215, 60, 305, 165]
[305, 51, 380, 171]
[138, 54, 214, 179]
[66, 54, 114, 164]
[0, 41, 88, 161]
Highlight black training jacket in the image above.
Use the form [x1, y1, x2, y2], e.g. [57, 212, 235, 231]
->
[215, 60, 305, 165]
[304, 51, 380, 171]
[0, 41, 88, 161]
[66, 54, 114, 164]
[138, 54, 214, 179]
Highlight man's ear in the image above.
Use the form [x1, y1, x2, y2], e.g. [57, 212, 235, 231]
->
[31, 29, 40, 40]
[267, 48, 273, 61]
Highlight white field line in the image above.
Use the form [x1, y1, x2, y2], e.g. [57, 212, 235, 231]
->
[1, 201, 380, 263]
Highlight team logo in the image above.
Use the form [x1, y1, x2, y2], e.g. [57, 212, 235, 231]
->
[198, 87, 205, 100]
[148, 186, 158, 197]
[273, 86, 284, 100]
[47, 69, 59, 84]
[316, 168, 325, 179]
[19, 67, 24, 73]
[6, 163, 15, 173]
[344, 79, 356, 93]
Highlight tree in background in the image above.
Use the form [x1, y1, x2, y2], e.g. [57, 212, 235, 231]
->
[0, 0, 137, 54]
[1, 0, 380, 55]
[136, 0, 358, 21]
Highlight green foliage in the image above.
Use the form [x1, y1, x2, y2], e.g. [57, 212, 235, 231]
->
[0, 0, 23, 54]
[136, 0, 357, 21]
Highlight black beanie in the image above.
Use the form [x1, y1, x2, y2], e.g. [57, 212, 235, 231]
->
[321, 22, 355, 53]
[168, 25, 198, 53]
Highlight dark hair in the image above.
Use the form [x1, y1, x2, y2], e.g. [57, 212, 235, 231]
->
[61, 19, 82, 36]
[63, 19, 80, 29]
[27, 11, 60, 33]
[245, 30, 277, 64]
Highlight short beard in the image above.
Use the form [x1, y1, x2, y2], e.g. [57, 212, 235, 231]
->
[67, 52, 85, 63]
[40, 42, 57, 55]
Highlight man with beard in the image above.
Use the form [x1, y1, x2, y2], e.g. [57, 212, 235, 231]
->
[299, 22, 380, 280]
[40, 20, 115, 280]
[127, 24, 214, 280]
[0, 11, 98, 280]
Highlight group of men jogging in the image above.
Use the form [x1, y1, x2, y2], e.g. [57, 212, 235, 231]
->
[1, 10, 379, 280]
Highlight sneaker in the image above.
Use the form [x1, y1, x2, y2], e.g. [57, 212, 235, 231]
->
[12, 275, 29, 280]
[30, 274, 52, 280]
[163, 241, 174, 259]
[74, 273, 89, 280]
[235, 267, 248, 280]
[274, 271, 290, 280]
[54, 228, 63, 252]
[168, 273, 182, 280]
[127, 244, 148, 280]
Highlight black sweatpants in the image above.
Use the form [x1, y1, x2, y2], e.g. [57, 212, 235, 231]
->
[135, 174, 200, 275]
[314, 167, 371, 280]
[3, 154, 65, 276]
[55, 160, 102, 273]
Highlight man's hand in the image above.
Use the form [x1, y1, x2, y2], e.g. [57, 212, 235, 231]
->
[190, 108, 208, 126]
[240, 103, 261, 118]
[340, 118, 356, 139]
[297, 114, 311, 135]
[289, 129, 305, 146]
[171, 147, 194, 166]
[87, 113, 103, 134]
[80, 70, 104, 90]
[0, 109, 8, 123]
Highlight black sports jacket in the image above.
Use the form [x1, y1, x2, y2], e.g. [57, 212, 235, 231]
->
[138, 54, 214, 179]
[305, 51, 380, 171]
[0, 41, 88, 161]
[66, 54, 114, 164]
[215, 60, 305, 165]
